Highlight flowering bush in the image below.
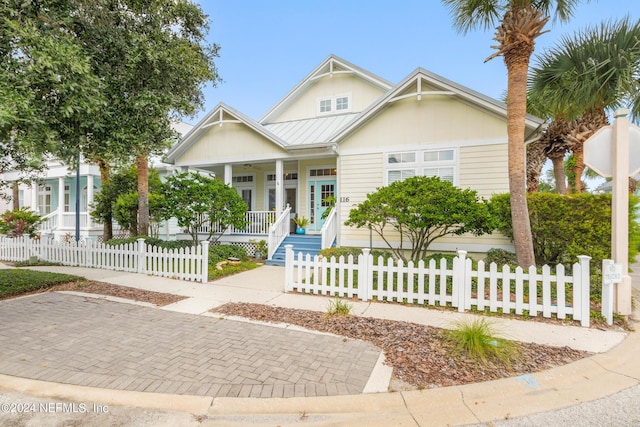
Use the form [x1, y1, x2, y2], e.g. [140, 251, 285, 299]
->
[0, 208, 42, 238]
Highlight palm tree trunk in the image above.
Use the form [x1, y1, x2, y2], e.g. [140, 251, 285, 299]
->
[548, 153, 567, 194]
[97, 159, 113, 241]
[136, 152, 149, 237]
[505, 47, 536, 268]
[526, 140, 546, 193]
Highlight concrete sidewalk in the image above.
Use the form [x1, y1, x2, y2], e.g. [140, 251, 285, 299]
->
[0, 261, 638, 426]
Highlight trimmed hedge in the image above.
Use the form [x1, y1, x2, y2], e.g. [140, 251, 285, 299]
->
[103, 237, 194, 249]
[491, 192, 640, 269]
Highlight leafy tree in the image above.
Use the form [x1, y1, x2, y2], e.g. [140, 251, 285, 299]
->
[160, 172, 247, 245]
[345, 176, 497, 262]
[69, 0, 220, 237]
[442, 0, 582, 268]
[91, 166, 162, 236]
[0, 0, 103, 186]
[0, 208, 42, 238]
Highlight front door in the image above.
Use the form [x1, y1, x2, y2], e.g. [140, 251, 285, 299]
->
[308, 180, 335, 232]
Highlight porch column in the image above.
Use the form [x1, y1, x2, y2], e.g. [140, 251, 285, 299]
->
[31, 184, 38, 214]
[275, 159, 283, 216]
[224, 164, 232, 186]
[86, 174, 94, 229]
[57, 177, 64, 229]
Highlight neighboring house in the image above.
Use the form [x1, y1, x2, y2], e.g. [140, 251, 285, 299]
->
[0, 122, 193, 241]
[165, 54, 545, 257]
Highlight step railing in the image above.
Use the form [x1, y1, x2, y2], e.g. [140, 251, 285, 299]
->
[320, 207, 337, 249]
[267, 205, 291, 260]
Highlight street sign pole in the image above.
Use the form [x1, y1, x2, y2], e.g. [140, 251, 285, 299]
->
[612, 110, 632, 315]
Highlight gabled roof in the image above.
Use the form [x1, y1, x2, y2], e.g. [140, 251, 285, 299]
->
[329, 67, 545, 143]
[259, 54, 394, 124]
[164, 103, 287, 163]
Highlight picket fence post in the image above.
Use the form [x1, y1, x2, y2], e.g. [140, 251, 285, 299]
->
[137, 238, 146, 274]
[358, 248, 371, 301]
[455, 250, 467, 312]
[200, 240, 210, 283]
[578, 255, 591, 327]
[284, 245, 294, 291]
[601, 259, 614, 325]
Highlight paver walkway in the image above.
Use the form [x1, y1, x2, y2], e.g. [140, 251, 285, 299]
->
[0, 293, 380, 398]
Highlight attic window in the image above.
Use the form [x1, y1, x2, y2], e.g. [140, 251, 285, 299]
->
[336, 96, 349, 111]
[319, 99, 332, 113]
[318, 94, 351, 114]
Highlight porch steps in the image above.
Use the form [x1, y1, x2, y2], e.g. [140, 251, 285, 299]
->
[266, 235, 322, 266]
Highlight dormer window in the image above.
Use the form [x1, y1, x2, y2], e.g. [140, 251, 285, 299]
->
[319, 98, 332, 113]
[336, 96, 349, 111]
[318, 94, 351, 115]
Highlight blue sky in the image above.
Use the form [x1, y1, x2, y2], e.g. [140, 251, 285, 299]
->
[188, 1, 640, 125]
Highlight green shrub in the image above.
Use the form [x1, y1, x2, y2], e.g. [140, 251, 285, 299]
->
[491, 193, 640, 269]
[319, 247, 363, 260]
[484, 248, 518, 268]
[423, 252, 457, 268]
[0, 208, 42, 238]
[208, 244, 248, 265]
[103, 237, 193, 249]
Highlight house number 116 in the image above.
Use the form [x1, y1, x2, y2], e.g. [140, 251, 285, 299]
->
[339, 197, 349, 202]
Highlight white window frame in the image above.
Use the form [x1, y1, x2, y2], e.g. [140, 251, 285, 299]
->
[318, 93, 351, 115]
[384, 148, 458, 185]
[232, 174, 256, 211]
[319, 97, 332, 114]
[265, 171, 298, 212]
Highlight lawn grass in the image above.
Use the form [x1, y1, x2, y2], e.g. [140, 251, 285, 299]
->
[208, 260, 262, 280]
[0, 269, 83, 299]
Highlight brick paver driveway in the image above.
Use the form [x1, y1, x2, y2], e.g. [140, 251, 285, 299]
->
[0, 293, 381, 398]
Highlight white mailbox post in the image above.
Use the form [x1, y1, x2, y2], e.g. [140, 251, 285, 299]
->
[584, 110, 640, 315]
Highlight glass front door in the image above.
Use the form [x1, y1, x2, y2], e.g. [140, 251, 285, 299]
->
[308, 180, 335, 232]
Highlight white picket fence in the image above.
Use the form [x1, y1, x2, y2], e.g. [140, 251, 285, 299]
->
[285, 246, 593, 327]
[0, 236, 210, 283]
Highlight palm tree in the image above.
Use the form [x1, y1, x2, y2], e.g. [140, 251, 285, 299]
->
[530, 18, 640, 192]
[442, 0, 581, 268]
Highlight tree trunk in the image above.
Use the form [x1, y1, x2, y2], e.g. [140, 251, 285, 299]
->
[526, 140, 546, 193]
[97, 160, 113, 241]
[548, 153, 567, 194]
[136, 152, 149, 236]
[504, 47, 536, 268]
[12, 181, 19, 210]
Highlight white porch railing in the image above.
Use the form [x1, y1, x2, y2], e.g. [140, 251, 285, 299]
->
[285, 247, 594, 327]
[268, 205, 291, 259]
[320, 208, 338, 249]
[39, 212, 58, 232]
[197, 211, 277, 235]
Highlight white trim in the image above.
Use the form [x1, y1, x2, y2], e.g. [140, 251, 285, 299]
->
[384, 147, 459, 186]
[339, 138, 508, 157]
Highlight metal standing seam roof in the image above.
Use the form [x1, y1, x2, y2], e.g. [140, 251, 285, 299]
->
[264, 113, 360, 146]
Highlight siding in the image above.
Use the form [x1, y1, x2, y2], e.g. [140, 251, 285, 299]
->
[340, 96, 507, 152]
[272, 74, 386, 123]
[459, 144, 509, 197]
[176, 123, 287, 165]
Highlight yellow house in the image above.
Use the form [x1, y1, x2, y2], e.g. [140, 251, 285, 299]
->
[164, 55, 544, 262]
